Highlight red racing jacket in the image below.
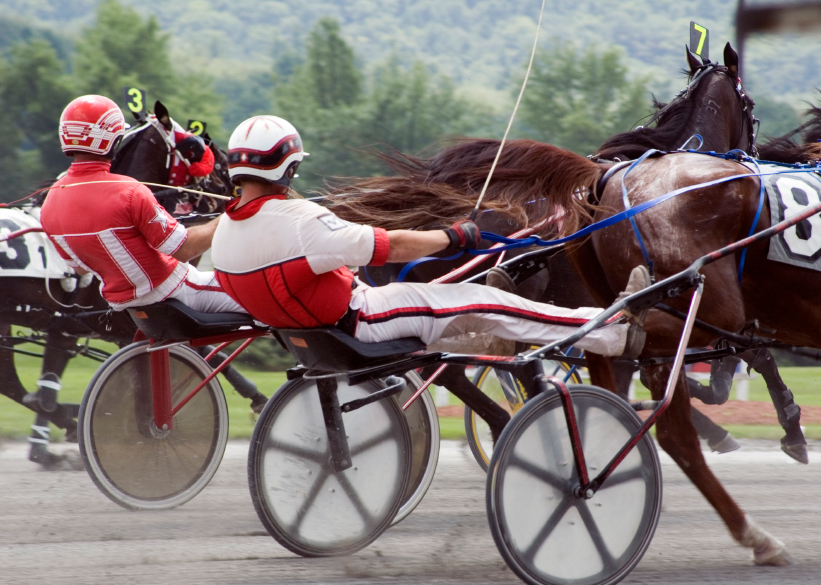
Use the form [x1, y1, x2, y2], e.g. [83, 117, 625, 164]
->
[40, 160, 189, 309]
[211, 196, 389, 328]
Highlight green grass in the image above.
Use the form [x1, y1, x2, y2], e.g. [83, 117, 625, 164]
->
[7, 335, 821, 442]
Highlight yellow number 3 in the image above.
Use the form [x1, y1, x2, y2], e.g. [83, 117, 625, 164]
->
[126, 88, 144, 113]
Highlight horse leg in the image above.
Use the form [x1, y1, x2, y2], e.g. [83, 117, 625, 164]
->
[738, 348, 807, 464]
[26, 330, 83, 470]
[585, 352, 618, 392]
[192, 346, 268, 413]
[644, 363, 792, 566]
[690, 404, 740, 453]
[612, 358, 637, 400]
[420, 364, 510, 443]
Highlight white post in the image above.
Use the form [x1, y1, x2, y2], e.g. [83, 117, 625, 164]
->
[735, 378, 749, 401]
[435, 385, 450, 407]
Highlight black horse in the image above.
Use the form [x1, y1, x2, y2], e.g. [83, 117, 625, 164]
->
[0, 101, 263, 469]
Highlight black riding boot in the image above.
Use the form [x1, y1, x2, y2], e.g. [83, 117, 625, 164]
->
[194, 346, 268, 413]
[740, 348, 807, 464]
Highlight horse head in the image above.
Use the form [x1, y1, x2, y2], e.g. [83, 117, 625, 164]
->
[594, 42, 757, 161]
[111, 100, 231, 216]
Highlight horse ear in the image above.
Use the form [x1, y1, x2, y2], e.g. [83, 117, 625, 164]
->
[154, 100, 172, 130]
[685, 45, 702, 76]
[724, 42, 739, 78]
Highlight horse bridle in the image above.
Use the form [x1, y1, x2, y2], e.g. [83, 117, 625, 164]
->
[644, 63, 759, 157]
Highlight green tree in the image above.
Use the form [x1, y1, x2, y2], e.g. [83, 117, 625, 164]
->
[72, 1, 225, 140]
[73, 1, 175, 104]
[517, 44, 652, 155]
[754, 95, 801, 142]
[1, 40, 75, 185]
[306, 18, 361, 109]
[272, 19, 487, 192]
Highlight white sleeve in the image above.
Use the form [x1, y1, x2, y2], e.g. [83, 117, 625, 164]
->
[301, 210, 377, 274]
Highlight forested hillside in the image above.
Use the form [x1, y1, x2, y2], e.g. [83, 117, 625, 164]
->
[0, 0, 818, 201]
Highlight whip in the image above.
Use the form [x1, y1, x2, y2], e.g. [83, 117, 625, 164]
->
[469, 0, 546, 221]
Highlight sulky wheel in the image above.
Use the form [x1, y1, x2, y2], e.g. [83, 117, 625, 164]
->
[248, 376, 413, 557]
[393, 371, 440, 525]
[78, 341, 228, 510]
[467, 359, 582, 471]
[486, 385, 662, 585]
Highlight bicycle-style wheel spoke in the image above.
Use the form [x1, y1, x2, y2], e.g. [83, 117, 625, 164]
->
[335, 472, 377, 525]
[288, 467, 332, 534]
[349, 427, 394, 458]
[599, 465, 646, 489]
[575, 498, 617, 567]
[508, 453, 567, 491]
[521, 496, 574, 563]
[266, 440, 327, 464]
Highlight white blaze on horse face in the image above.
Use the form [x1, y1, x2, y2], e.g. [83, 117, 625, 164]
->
[777, 177, 821, 257]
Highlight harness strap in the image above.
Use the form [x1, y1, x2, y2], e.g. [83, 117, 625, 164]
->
[621, 149, 661, 280]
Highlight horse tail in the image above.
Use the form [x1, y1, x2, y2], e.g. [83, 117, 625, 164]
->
[325, 138, 601, 236]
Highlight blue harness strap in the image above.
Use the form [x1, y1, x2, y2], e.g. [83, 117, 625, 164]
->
[620, 149, 660, 279]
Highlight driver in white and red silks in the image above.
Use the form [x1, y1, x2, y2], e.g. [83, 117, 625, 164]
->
[211, 116, 650, 358]
[39, 94, 243, 314]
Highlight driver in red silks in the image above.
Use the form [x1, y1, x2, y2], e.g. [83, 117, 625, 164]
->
[40, 94, 243, 315]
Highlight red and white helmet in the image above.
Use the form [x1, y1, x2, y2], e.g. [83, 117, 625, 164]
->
[227, 116, 306, 186]
[59, 95, 128, 156]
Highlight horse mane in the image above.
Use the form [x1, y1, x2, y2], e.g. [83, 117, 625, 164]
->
[325, 138, 601, 237]
[594, 96, 697, 161]
[758, 105, 821, 164]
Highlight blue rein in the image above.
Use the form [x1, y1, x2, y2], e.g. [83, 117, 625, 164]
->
[394, 151, 820, 283]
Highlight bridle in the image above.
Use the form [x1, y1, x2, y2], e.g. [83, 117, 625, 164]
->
[644, 63, 759, 157]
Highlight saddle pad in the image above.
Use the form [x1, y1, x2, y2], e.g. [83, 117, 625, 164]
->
[759, 164, 821, 269]
[0, 208, 73, 279]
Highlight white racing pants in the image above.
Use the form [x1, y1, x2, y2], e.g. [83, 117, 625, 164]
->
[348, 282, 628, 357]
[166, 265, 246, 314]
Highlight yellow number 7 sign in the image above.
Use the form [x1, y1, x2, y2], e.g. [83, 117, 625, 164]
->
[690, 21, 709, 61]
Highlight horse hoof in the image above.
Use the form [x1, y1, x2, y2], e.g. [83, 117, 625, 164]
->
[29, 446, 84, 471]
[708, 433, 741, 454]
[754, 543, 793, 567]
[740, 514, 793, 567]
[250, 394, 269, 415]
[781, 441, 809, 465]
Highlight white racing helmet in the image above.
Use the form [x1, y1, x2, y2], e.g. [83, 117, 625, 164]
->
[227, 116, 306, 187]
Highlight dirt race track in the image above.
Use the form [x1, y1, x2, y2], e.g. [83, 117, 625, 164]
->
[1, 439, 821, 585]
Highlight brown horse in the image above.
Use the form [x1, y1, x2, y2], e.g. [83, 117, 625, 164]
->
[327, 136, 802, 565]
[328, 44, 759, 443]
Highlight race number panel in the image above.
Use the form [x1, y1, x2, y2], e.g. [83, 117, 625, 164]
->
[0, 209, 72, 278]
[123, 87, 147, 119]
[689, 21, 709, 61]
[765, 167, 821, 267]
[187, 120, 207, 136]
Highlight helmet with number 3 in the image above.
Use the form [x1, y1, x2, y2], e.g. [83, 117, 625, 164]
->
[59, 95, 128, 157]
[227, 116, 306, 186]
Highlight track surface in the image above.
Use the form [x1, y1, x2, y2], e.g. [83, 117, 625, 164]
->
[1, 439, 819, 585]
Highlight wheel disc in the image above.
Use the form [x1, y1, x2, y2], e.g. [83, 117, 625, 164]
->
[393, 371, 439, 524]
[80, 343, 228, 510]
[250, 377, 411, 556]
[487, 386, 661, 585]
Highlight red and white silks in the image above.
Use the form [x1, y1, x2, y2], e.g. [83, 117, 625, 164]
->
[166, 265, 245, 314]
[348, 282, 628, 357]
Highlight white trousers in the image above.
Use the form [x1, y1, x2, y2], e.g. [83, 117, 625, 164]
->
[348, 282, 628, 357]
[167, 265, 246, 314]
